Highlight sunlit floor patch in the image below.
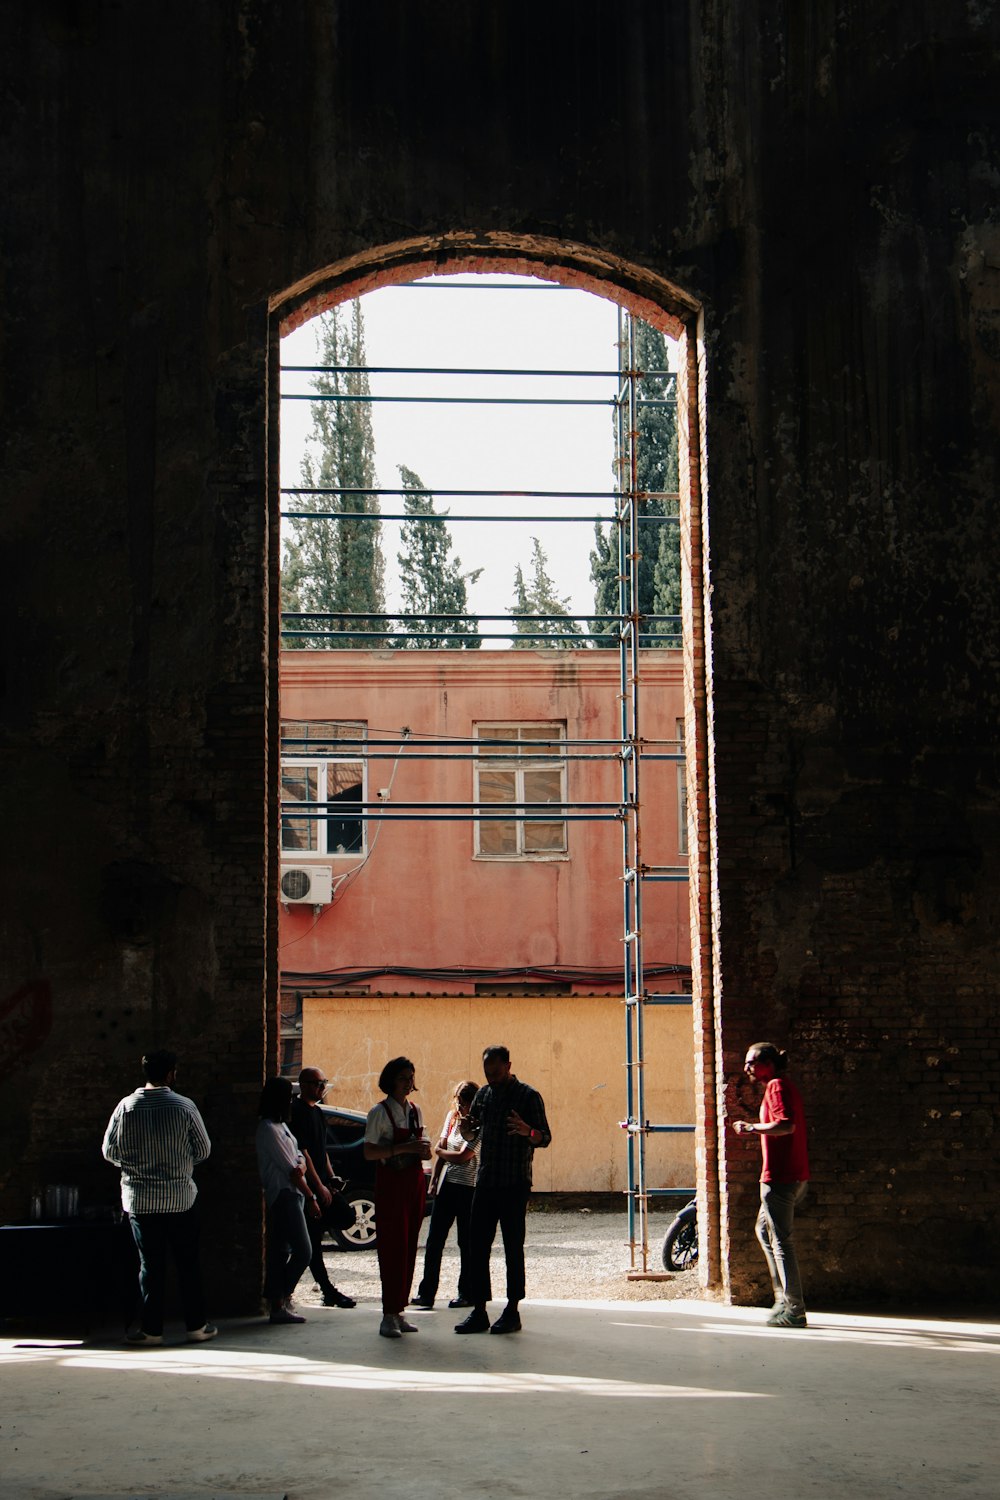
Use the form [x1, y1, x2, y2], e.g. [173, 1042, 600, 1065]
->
[39, 1346, 766, 1400]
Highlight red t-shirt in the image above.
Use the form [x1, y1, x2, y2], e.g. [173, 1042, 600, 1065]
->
[759, 1077, 809, 1183]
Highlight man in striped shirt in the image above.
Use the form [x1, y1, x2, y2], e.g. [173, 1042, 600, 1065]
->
[102, 1049, 216, 1345]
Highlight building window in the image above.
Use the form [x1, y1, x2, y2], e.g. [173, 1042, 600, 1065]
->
[281, 721, 367, 856]
[474, 722, 567, 858]
[676, 717, 688, 858]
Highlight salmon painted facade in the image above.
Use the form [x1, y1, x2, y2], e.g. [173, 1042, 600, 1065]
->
[279, 648, 694, 1192]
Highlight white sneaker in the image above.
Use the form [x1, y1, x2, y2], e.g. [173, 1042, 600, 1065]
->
[125, 1329, 163, 1345]
[187, 1323, 218, 1342]
[379, 1314, 402, 1339]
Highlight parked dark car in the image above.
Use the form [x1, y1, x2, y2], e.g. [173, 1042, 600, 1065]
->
[318, 1103, 378, 1250]
[316, 1101, 434, 1251]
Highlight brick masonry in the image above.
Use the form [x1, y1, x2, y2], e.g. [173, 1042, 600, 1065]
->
[1, 5, 998, 1311]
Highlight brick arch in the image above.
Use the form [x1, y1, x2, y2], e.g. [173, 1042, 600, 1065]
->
[267, 232, 721, 1293]
[271, 232, 697, 340]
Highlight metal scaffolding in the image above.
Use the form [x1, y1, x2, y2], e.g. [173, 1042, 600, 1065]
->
[278, 281, 691, 1272]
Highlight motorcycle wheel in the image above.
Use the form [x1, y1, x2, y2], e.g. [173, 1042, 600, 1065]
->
[661, 1203, 698, 1272]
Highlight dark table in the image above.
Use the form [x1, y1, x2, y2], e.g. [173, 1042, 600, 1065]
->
[0, 1219, 138, 1331]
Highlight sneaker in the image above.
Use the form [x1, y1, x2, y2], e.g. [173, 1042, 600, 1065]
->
[125, 1329, 163, 1345]
[409, 1295, 434, 1309]
[490, 1307, 522, 1335]
[396, 1315, 419, 1333]
[767, 1308, 808, 1328]
[186, 1323, 218, 1342]
[322, 1286, 356, 1309]
[379, 1314, 402, 1339]
[448, 1296, 474, 1309]
[454, 1308, 490, 1334]
[269, 1305, 306, 1325]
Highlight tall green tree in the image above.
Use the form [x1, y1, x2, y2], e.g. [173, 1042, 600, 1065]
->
[511, 537, 584, 648]
[281, 302, 386, 649]
[590, 316, 680, 646]
[395, 466, 482, 647]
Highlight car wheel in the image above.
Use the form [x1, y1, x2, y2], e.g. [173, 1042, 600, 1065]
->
[333, 1185, 377, 1250]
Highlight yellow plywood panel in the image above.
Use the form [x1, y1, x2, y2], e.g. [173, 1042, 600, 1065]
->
[303, 994, 695, 1193]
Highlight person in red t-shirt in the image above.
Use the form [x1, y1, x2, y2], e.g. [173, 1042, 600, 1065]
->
[732, 1042, 810, 1328]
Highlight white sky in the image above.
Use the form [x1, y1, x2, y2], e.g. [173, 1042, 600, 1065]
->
[279, 274, 675, 639]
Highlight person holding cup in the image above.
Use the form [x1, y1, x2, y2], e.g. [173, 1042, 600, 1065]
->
[363, 1056, 431, 1339]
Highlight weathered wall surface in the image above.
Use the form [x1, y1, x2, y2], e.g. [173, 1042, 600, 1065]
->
[1, 4, 997, 1308]
[279, 649, 689, 984]
[303, 993, 695, 1198]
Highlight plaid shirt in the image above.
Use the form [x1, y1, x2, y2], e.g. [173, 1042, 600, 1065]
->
[468, 1076, 551, 1189]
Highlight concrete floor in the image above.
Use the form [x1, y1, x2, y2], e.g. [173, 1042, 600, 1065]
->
[2, 1298, 998, 1500]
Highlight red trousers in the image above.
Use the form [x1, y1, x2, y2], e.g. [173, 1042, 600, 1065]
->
[375, 1159, 427, 1315]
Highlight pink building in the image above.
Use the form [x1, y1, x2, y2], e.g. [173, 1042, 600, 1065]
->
[278, 647, 695, 1192]
[279, 648, 690, 1064]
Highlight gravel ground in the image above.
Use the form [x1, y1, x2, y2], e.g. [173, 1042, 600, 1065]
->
[297, 1206, 701, 1309]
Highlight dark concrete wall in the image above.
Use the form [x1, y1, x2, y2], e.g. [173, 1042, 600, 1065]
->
[2, 2, 997, 1308]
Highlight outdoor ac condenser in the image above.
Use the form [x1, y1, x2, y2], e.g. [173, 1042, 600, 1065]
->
[280, 865, 334, 905]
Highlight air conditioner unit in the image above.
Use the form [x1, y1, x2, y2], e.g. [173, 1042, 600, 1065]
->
[280, 865, 333, 905]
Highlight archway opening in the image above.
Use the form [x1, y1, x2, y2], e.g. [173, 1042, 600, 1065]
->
[267, 236, 719, 1292]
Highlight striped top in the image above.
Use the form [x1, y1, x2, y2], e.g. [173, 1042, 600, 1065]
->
[102, 1086, 211, 1214]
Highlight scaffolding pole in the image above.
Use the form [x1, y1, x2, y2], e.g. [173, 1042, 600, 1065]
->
[613, 308, 694, 1279]
[278, 293, 691, 1273]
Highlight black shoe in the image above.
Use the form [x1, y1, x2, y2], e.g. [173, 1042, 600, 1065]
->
[454, 1309, 490, 1334]
[409, 1295, 434, 1309]
[322, 1286, 356, 1309]
[490, 1307, 522, 1335]
[448, 1296, 474, 1309]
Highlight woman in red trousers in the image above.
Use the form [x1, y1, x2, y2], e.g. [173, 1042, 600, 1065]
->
[363, 1056, 431, 1339]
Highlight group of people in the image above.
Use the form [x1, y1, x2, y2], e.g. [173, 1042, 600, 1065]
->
[363, 1046, 552, 1338]
[101, 1037, 809, 1344]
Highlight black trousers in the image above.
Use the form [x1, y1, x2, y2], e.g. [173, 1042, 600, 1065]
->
[305, 1192, 341, 1292]
[128, 1203, 206, 1335]
[465, 1180, 531, 1306]
[416, 1179, 474, 1303]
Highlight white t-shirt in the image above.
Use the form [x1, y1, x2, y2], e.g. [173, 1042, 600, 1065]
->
[256, 1119, 305, 1207]
[364, 1095, 425, 1146]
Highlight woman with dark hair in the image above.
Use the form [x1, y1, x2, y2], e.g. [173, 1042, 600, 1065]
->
[731, 1042, 810, 1328]
[411, 1079, 480, 1310]
[363, 1056, 431, 1338]
[256, 1076, 320, 1325]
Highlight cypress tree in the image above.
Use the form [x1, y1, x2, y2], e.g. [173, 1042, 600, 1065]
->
[590, 316, 680, 646]
[395, 465, 481, 647]
[511, 538, 584, 648]
[281, 302, 385, 649]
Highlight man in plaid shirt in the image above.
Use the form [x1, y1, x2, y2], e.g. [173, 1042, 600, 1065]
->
[454, 1044, 552, 1335]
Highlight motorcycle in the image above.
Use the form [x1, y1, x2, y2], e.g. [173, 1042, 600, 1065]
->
[661, 1197, 698, 1272]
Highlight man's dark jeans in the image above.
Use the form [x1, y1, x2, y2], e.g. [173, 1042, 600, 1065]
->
[466, 1181, 531, 1305]
[128, 1203, 206, 1336]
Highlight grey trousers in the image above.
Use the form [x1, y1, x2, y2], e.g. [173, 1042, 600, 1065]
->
[755, 1181, 807, 1315]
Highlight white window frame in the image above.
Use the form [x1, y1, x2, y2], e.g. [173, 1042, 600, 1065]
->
[473, 721, 568, 861]
[280, 721, 367, 859]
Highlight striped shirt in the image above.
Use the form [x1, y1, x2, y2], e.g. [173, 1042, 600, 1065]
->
[102, 1086, 211, 1214]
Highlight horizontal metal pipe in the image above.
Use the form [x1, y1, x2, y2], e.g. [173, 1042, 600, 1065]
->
[280, 487, 681, 499]
[280, 812, 619, 823]
[282, 393, 676, 408]
[281, 510, 680, 524]
[282, 392, 617, 407]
